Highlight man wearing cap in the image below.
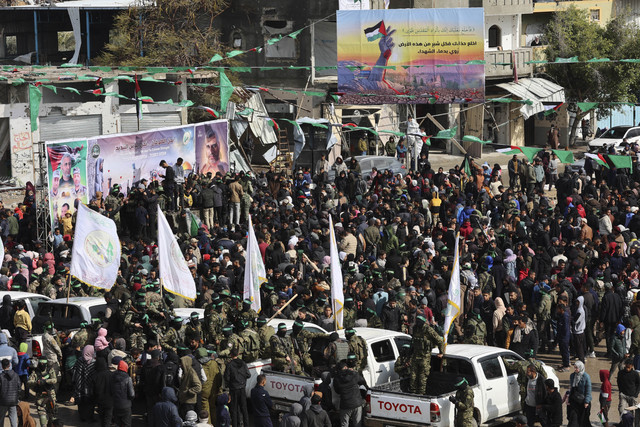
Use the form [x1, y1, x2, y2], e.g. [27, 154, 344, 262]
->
[394, 343, 412, 392]
[28, 358, 58, 427]
[410, 315, 444, 395]
[270, 323, 301, 375]
[145, 283, 166, 320]
[334, 354, 367, 427]
[448, 376, 474, 427]
[239, 299, 258, 329]
[345, 328, 368, 374]
[71, 321, 90, 349]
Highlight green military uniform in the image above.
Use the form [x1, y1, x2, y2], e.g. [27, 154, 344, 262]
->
[128, 321, 148, 352]
[146, 289, 166, 320]
[28, 359, 58, 427]
[42, 325, 62, 382]
[71, 323, 90, 349]
[160, 318, 185, 352]
[256, 319, 275, 359]
[464, 313, 487, 345]
[198, 348, 223, 425]
[291, 322, 326, 374]
[185, 312, 203, 345]
[394, 344, 412, 392]
[450, 378, 475, 427]
[217, 325, 244, 361]
[204, 304, 224, 345]
[343, 298, 357, 330]
[410, 316, 444, 395]
[346, 329, 368, 373]
[238, 324, 261, 363]
[270, 324, 302, 375]
[239, 300, 258, 329]
[366, 308, 383, 328]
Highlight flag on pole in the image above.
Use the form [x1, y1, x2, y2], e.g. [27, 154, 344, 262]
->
[243, 216, 266, 313]
[134, 74, 143, 121]
[329, 215, 345, 329]
[585, 152, 610, 169]
[70, 204, 121, 290]
[443, 232, 461, 351]
[157, 205, 196, 300]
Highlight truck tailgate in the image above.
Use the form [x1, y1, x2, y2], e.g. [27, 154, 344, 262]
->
[368, 390, 441, 425]
[263, 370, 320, 411]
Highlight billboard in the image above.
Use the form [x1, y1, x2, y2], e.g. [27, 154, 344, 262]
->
[195, 121, 230, 177]
[337, 8, 485, 104]
[46, 140, 89, 230]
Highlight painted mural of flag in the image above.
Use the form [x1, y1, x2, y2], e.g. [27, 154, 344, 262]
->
[364, 21, 387, 42]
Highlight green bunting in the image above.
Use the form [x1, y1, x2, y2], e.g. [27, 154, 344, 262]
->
[226, 50, 244, 58]
[551, 149, 574, 164]
[29, 85, 42, 132]
[608, 154, 632, 169]
[577, 102, 598, 112]
[554, 56, 578, 63]
[518, 146, 542, 162]
[433, 126, 458, 139]
[218, 69, 234, 113]
[288, 29, 304, 39]
[462, 135, 491, 144]
[209, 53, 223, 63]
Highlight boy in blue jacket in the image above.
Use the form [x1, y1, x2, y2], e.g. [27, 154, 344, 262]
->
[14, 342, 30, 399]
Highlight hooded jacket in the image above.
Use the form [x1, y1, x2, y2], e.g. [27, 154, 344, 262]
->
[305, 403, 331, 427]
[91, 358, 113, 408]
[178, 355, 202, 404]
[215, 394, 231, 427]
[150, 387, 183, 427]
[572, 296, 586, 335]
[0, 295, 13, 330]
[94, 328, 109, 352]
[280, 403, 303, 427]
[333, 368, 366, 410]
[0, 332, 18, 368]
[223, 357, 249, 391]
[600, 370, 612, 402]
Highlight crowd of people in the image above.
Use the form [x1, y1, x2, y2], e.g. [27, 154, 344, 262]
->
[0, 142, 639, 427]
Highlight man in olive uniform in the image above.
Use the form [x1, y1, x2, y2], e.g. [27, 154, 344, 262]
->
[71, 321, 90, 349]
[128, 314, 150, 351]
[505, 349, 547, 408]
[160, 317, 185, 352]
[343, 297, 357, 330]
[366, 308, 383, 328]
[270, 323, 302, 375]
[185, 312, 203, 345]
[394, 343, 412, 392]
[204, 302, 224, 345]
[238, 320, 261, 363]
[145, 284, 167, 320]
[197, 347, 222, 425]
[410, 315, 444, 395]
[256, 317, 275, 359]
[464, 308, 487, 345]
[291, 321, 327, 374]
[345, 328, 368, 373]
[449, 377, 475, 427]
[217, 324, 244, 361]
[42, 322, 62, 382]
[28, 358, 58, 427]
[239, 299, 258, 329]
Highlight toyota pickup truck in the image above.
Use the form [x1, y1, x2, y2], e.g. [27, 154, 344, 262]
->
[364, 344, 559, 427]
[264, 328, 412, 412]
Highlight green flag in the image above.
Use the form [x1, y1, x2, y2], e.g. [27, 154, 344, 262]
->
[608, 154, 632, 169]
[551, 149, 574, 164]
[462, 135, 491, 144]
[433, 126, 457, 139]
[518, 146, 542, 162]
[219, 70, 234, 113]
[577, 102, 598, 113]
[29, 85, 42, 132]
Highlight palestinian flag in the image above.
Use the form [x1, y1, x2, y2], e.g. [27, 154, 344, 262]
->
[197, 106, 219, 118]
[585, 152, 610, 169]
[364, 21, 387, 42]
[460, 154, 472, 176]
[496, 147, 522, 155]
[543, 103, 564, 116]
[134, 74, 142, 121]
[265, 118, 279, 131]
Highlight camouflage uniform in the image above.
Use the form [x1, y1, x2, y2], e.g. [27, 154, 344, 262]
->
[71, 326, 89, 349]
[161, 323, 185, 352]
[128, 324, 148, 351]
[146, 291, 166, 320]
[393, 345, 412, 392]
[239, 327, 261, 363]
[42, 329, 62, 381]
[506, 357, 547, 407]
[343, 306, 357, 330]
[453, 383, 475, 427]
[346, 332, 368, 373]
[409, 322, 444, 395]
[464, 316, 487, 345]
[257, 323, 275, 359]
[217, 332, 244, 361]
[28, 361, 58, 427]
[204, 308, 224, 345]
[185, 321, 203, 345]
[270, 334, 302, 375]
[291, 329, 326, 374]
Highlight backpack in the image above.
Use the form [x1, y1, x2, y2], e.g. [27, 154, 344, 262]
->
[242, 329, 260, 360]
[163, 361, 179, 389]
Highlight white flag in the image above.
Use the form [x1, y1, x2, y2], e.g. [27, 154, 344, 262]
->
[329, 215, 344, 329]
[243, 216, 266, 313]
[157, 205, 196, 300]
[443, 232, 461, 350]
[70, 204, 120, 289]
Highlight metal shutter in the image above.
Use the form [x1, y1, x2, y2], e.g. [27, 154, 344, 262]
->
[120, 113, 182, 133]
[40, 115, 102, 142]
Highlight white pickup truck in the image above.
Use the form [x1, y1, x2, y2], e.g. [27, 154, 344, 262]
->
[365, 344, 559, 427]
[264, 328, 412, 412]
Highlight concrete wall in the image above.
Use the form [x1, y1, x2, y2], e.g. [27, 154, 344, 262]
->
[533, 0, 614, 25]
[485, 14, 520, 51]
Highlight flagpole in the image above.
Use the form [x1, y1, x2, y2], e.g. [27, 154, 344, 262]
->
[65, 274, 71, 317]
[267, 294, 298, 323]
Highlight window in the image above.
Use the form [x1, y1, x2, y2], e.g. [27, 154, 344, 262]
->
[626, 129, 640, 138]
[57, 31, 75, 52]
[27, 297, 49, 315]
[5, 36, 17, 56]
[371, 340, 395, 362]
[488, 25, 501, 48]
[590, 9, 601, 22]
[394, 337, 411, 353]
[480, 357, 503, 380]
[89, 304, 107, 319]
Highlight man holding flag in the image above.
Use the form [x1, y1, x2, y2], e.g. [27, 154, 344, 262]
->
[243, 216, 266, 314]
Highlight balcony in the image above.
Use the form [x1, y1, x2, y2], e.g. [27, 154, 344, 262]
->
[483, 0, 534, 15]
[485, 48, 533, 79]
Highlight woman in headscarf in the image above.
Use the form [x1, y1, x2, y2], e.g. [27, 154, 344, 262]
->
[73, 344, 96, 421]
[492, 297, 507, 348]
[567, 361, 592, 427]
[503, 249, 517, 280]
[23, 182, 36, 208]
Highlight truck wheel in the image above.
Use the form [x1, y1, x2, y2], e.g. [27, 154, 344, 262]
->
[473, 409, 480, 427]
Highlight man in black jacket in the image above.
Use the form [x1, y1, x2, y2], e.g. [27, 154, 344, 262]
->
[250, 374, 272, 427]
[0, 358, 20, 427]
[224, 349, 250, 427]
[380, 300, 401, 331]
[333, 355, 367, 427]
[617, 359, 640, 417]
[541, 378, 562, 427]
[523, 364, 547, 426]
[600, 283, 622, 357]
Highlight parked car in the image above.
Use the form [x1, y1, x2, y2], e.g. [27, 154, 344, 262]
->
[328, 156, 406, 181]
[588, 125, 640, 151]
[0, 291, 51, 320]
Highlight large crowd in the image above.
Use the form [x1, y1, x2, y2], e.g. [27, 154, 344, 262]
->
[0, 141, 639, 427]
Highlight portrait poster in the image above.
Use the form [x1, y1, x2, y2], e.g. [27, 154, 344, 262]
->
[337, 8, 485, 104]
[194, 120, 230, 177]
[46, 139, 89, 229]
